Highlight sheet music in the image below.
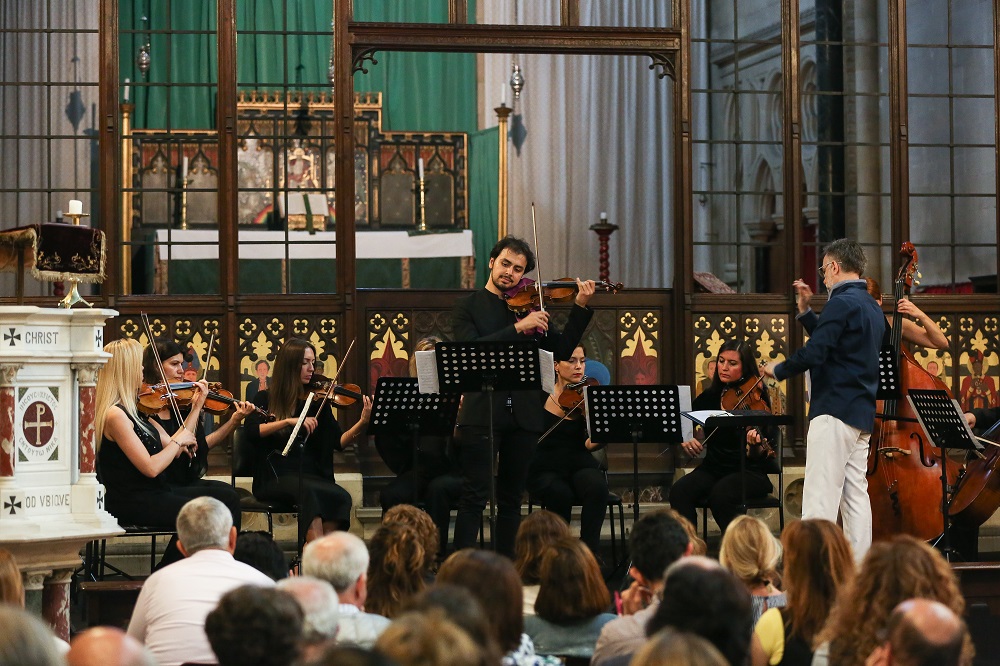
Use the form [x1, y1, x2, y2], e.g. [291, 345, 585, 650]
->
[281, 391, 314, 456]
[415, 350, 439, 394]
[681, 409, 735, 426]
[678, 385, 693, 441]
[539, 349, 555, 394]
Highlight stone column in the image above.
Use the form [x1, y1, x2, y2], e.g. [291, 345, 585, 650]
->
[42, 569, 74, 642]
[71, 363, 106, 516]
[0, 364, 25, 521]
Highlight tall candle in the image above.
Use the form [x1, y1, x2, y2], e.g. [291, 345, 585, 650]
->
[600, 211, 608, 222]
[181, 156, 189, 183]
[68, 200, 83, 215]
[501, 82, 507, 107]
[123, 77, 130, 103]
[417, 158, 424, 181]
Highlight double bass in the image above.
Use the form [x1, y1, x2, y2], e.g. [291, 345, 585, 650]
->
[867, 243, 960, 542]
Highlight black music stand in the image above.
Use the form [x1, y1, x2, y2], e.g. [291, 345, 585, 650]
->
[877, 346, 902, 400]
[587, 385, 685, 523]
[906, 388, 983, 561]
[702, 410, 794, 510]
[434, 340, 544, 550]
[370, 377, 460, 500]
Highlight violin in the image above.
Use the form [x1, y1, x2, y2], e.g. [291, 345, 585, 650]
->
[558, 376, 600, 413]
[714, 373, 776, 460]
[504, 277, 623, 315]
[138, 381, 276, 422]
[306, 374, 364, 407]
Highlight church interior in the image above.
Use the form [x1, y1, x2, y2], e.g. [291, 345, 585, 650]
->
[2, 0, 1000, 654]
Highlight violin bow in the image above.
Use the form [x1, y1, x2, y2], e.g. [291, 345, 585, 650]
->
[140, 313, 193, 462]
[537, 381, 589, 444]
[530, 202, 547, 317]
[200, 332, 215, 383]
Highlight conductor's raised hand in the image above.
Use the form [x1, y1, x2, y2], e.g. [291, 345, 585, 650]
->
[515, 309, 549, 334]
[792, 279, 813, 314]
[574, 278, 597, 307]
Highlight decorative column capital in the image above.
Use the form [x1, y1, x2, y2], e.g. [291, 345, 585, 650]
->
[71, 363, 102, 386]
[0, 364, 21, 387]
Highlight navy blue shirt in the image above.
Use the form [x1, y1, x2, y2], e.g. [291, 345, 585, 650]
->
[775, 279, 884, 432]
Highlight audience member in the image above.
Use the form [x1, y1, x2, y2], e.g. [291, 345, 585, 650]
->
[67, 627, 156, 666]
[205, 585, 303, 666]
[0, 605, 63, 666]
[718, 515, 786, 623]
[513, 510, 571, 615]
[126, 496, 275, 666]
[525, 537, 616, 658]
[631, 628, 728, 666]
[591, 510, 691, 666]
[302, 532, 391, 648]
[375, 610, 485, 666]
[383, 504, 440, 574]
[366, 521, 427, 619]
[234, 530, 289, 580]
[865, 599, 968, 666]
[402, 585, 501, 665]
[277, 575, 340, 660]
[669, 508, 707, 556]
[814, 535, 973, 666]
[307, 645, 400, 666]
[644, 557, 754, 666]
[751, 519, 854, 666]
[437, 549, 560, 666]
[0, 548, 24, 606]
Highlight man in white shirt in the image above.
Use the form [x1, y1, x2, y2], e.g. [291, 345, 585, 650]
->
[302, 532, 390, 649]
[127, 497, 275, 666]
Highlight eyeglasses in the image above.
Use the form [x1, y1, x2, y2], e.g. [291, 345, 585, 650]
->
[818, 260, 838, 278]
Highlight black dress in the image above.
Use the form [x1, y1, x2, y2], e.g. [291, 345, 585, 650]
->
[668, 384, 779, 533]
[526, 408, 608, 553]
[244, 391, 352, 543]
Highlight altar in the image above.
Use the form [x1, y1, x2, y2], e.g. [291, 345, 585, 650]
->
[0, 306, 123, 640]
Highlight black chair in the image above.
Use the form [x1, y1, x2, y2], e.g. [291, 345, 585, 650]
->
[696, 432, 784, 542]
[83, 525, 177, 580]
[231, 427, 297, 535]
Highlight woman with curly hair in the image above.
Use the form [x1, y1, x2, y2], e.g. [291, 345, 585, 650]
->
[718, 515, 786, 623]
[513, 510, 570, 615]
[813, 534, 973, 666]
[383, 503, 439, 576]
[750, 520, 854, 666]
[365, 521, 427, 619]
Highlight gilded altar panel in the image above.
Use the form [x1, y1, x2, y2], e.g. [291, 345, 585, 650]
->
[956, 314, 1000, 413]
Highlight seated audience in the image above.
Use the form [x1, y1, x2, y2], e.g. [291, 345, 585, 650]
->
[751, 519, 854, 666]
[437, 549, 560, 666]
[718, 515, 786, 623]
[67, 627, 156, 666]
[644, 557, 754, 666]
[383, 503, 440, 576]
[375, 610, 485, 666]
[307, 645, 400, 666]
[866, 599, 968, 666]
[668, 508, 707, 556]
[591, 511, 691, 666]
[126, 496, 275, 666]
[205, 585, 303, 666]
[402, 584, 501, 665]
[234, 530, 289, 580]
[302, 532, 391, 649]
[814, 535, 973, 666]
[513, 510, 571, 615]
[0, 605, 63, 666]
[631, 628, 728, 666]
[365, 521, 427, 619]
[0, 549, 68, 655]
[277, 576, 340, 662]
[524, 537, 616, 658]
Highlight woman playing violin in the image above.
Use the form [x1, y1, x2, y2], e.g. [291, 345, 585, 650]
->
[525, 345, 608, 554]
[243, 338, 372, 544]
[141, 340, 247, 532]
[95, 339, 207, 566]
[669, 340, 779, 535]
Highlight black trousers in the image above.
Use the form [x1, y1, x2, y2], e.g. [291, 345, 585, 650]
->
[453, 425, 538, 557]
[527, 467, 608, 554]
[257, 474, 352, 544]
[381, 471, 463, 556]
[669, 465, 773, 534]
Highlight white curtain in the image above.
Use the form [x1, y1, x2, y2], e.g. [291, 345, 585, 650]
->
[480, 1, 674, 288]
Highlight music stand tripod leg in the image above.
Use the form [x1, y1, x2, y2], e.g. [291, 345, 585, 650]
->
[486, 382, 498, 551]
[632, 428, 641, 524]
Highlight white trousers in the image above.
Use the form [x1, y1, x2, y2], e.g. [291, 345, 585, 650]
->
[802, 414, 872, 562]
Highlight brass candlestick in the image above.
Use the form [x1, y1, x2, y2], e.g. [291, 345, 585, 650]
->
[180, 177, 190, 230]
[58, 212, 93, 309]
[418, 175, 428, 232]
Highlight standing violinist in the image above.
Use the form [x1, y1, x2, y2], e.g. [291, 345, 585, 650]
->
[140, 340, 247, 537]
[762, 239, 884, 561]
[526, 344, 608, 554]
[450, 235, 596, 556]
[242, 338, 372, 544]
[670, 340, 779, 535]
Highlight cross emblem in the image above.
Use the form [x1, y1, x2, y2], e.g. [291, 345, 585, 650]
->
[96, 492, 104, 510]
[4, 496, 21, 515]
[23, 403, 54, 448]
[3, 328, 20, 347]
[94, 328, 103, 349]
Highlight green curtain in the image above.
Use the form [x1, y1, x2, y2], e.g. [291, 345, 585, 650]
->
[469, 127, 499, 286]
[235, 0, 334, 91]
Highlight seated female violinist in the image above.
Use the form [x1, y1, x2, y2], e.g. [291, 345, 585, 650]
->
[669, 340, 780, 535]
[243, 337, 372, 544]
[376, 336, 462, 559]
[525, 344, 608, 554]
[141, 340, 249, 529]
[95, 338, 210, 566]
[793, 277, 948, 350]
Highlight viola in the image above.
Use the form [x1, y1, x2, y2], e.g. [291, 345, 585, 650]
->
[306, 373, 364, 407]
[720, 374, 775, 460]
[948, 418, 1000, 528]
[138, 381, 275, 422]
[503, 277, 623, 316]
[558, 376, 599, 413]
